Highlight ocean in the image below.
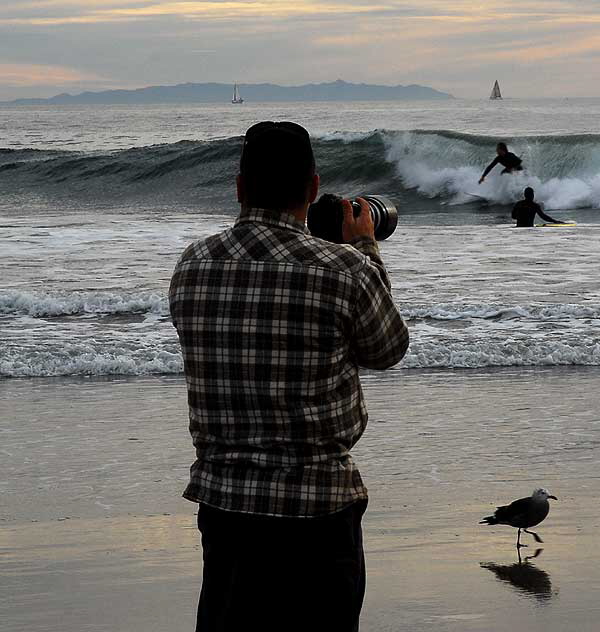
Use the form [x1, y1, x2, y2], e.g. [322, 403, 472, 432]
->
[1, 99, 599, 378]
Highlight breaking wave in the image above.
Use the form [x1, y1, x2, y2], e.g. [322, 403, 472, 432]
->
[402, 338, 600, 369]
[2, 130, 600, 210]
[0, 289, 166, 318]
[3, 289, 600, 321]
[383, 130, 600, 210]
[1, 344, 183, 378]
[1, 290, 599, 377]
[2, 336, 599, 377]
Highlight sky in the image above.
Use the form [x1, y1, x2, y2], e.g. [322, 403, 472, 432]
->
[1, 0, 600, 100]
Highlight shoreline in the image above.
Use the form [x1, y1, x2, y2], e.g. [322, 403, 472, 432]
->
[3, 362, 600, 384]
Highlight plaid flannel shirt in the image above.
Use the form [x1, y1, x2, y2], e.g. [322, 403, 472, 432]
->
[169, 207, 409, 517]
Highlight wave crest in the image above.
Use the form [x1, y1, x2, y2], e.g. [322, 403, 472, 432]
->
[4, 290, 599, 322]
[3, 337, 599, 377]
[384, 130, 600, 209]
[0, 290, 168, 318]
[2, 130, 599, 210]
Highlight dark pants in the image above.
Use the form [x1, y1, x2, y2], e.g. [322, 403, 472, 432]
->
[196, 499, 368, 632]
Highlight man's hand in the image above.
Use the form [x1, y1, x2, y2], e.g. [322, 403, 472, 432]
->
[479, 177, 485, 184]
[342, 198, 375, 242]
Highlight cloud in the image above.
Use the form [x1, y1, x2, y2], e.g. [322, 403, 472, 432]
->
[0, 1, 393, 25]
[473, 34, 600, 64]
[0, 62, 102, 86]
[6, 0, 592, 27]
[2, 1, 600, 98]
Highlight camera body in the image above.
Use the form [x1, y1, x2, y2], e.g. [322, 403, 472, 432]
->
[307, 194, 398, 243]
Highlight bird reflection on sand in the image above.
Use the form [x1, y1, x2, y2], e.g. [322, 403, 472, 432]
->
[481, 549, 555, 602]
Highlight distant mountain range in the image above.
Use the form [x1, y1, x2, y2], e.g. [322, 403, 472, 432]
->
[4, 80, 453, 105]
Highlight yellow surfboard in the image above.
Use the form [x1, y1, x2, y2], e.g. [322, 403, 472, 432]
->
[535, 222, 577, 227]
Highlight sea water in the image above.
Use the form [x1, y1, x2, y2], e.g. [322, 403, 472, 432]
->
[1, 99, 599, 377]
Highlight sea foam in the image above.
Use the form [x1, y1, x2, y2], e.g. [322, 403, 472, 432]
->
[0, 290, 168, 318]
[3, 336, 599, 377]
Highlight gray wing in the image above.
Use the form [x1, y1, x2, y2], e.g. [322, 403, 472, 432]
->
[494, 497, 532, 526]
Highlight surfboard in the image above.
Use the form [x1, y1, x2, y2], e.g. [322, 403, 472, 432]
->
[463, 192, 489, 202]
[535, 222, 577, 227]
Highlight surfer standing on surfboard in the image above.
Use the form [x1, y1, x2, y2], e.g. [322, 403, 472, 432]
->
[479, 142, 523, 184]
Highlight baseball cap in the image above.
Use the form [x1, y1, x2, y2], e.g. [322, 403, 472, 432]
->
[239, 121, 316, 210]
[241, 121, 314, 171]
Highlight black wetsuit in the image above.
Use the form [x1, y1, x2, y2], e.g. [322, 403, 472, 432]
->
[512, 200, 561, 227]
[482, 152, 523, 178]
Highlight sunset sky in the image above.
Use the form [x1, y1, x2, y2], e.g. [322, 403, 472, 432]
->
[1, 0, 600, 100]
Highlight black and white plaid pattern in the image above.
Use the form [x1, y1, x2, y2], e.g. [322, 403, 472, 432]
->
[169, 207, 409, 517]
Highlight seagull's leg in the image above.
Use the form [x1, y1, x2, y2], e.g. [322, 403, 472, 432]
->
[516, 528, 527, 548]
[524, 529, 544, 544]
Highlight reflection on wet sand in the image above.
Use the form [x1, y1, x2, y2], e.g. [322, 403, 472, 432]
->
[481, 549, 555, 603]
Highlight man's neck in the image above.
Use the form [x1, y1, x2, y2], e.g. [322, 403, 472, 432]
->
[240, 205, 307, 225]
[290, 207, 308, 224]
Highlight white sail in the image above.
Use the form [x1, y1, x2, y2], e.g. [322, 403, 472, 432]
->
[490, 80, 502, 100]
[231, 83, 244, 104]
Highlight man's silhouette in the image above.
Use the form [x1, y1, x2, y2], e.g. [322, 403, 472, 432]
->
[512, 187, 562, 227]
[479, 142, 523, 184]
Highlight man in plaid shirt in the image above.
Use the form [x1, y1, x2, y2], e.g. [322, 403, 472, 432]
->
[170, 121, 409, 631]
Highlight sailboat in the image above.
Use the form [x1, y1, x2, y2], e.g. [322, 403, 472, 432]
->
[490, 80, 502, 100]
[231, 83, 244, 104]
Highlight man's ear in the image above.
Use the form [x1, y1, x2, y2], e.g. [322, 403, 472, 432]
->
[308, 173, 320, 204]
[236, 174, 244, 204]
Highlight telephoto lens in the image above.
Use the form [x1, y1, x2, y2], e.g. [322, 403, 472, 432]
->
[351, 195, 398, 241]
[307, 194, 398, 243]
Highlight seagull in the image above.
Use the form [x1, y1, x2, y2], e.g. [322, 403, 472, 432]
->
[480, 488, 557, 547]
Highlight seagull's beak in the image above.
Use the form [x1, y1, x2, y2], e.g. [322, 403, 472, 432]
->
[549, 495, 557, 500]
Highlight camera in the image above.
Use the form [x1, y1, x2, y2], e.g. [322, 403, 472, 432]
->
[307, 194, 398, 243]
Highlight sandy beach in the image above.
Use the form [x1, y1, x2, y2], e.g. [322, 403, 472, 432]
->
[2, 367, 599, 632]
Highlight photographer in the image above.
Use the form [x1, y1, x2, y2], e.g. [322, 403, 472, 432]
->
[169, 121, 409, 632]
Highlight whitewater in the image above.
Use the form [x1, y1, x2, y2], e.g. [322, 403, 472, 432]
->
[1, 99, 600, 377]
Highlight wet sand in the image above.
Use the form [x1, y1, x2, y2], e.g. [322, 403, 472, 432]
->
[2, 367, 600, 631]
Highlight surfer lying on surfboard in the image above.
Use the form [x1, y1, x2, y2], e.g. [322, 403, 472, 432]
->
[513, 187, 563, 227]
[479, 142, 523, 184]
